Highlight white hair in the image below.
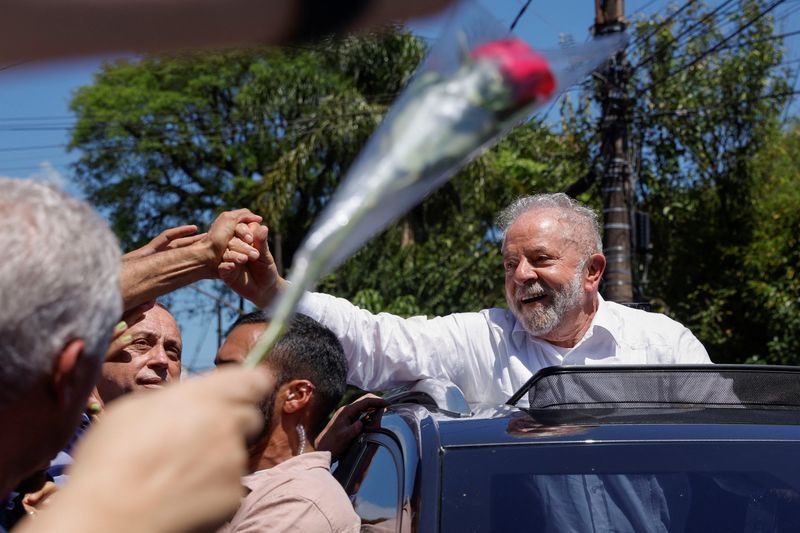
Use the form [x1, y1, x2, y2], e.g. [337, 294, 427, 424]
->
[0, 178, 122, 405]
[496, 193, 602, 258]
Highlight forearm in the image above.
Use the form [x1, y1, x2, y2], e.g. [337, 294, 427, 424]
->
[14, 485, 139, 533]
[296, 291, 463, 390]
[121, 244, 213, 309]
[0, 0, 294, 63]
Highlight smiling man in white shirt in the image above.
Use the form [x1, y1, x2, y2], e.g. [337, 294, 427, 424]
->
[220, 193, 710, 407]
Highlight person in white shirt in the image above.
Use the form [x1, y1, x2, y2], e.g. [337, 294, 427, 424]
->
[219, 193, 710, 407]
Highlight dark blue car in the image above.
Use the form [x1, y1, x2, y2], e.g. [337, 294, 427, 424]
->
[334, 365, 800, 532]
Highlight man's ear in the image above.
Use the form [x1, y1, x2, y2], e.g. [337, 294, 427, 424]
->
[586, 253, 606, 289]
[51, 339, 86, 408]
[282, 380, 315, 414]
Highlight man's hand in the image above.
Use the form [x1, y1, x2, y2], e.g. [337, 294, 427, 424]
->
[22, 480, 58, 516]
[122, 225, 205, 262]
[200, 209, 264, 278]
[120, 209, 262, 310]
[316, 394, 388, 461]
[20, 367, 273, 533]
[219, 221, 286, 308]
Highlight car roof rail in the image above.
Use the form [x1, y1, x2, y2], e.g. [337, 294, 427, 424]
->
[507, 364, 800, 410]
[383, 378, 472, 417]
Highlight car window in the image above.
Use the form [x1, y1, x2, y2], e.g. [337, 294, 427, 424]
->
[442, 441, 800, 532]
[343, 440, 402, 532]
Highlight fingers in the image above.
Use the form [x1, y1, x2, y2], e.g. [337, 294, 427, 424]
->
[227, 237, 260, 261]
[235, 222, 254, 244]
[160, 224, 199, 241]
[218, 261, 238, 278]
[111, 300, 155, 344]
[206, 209, 263, 261]
[222, 248, 251, 265]
[349, 394, 390, 412]
[343, 394, 389, 421]
[167, 232, 206, 250]
[251, 225, 269, 255]
[225, 208, 263, 225]
[191, 366, 274, 405]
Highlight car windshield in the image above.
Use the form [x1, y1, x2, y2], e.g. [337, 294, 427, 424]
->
[442, 440, 800, 532]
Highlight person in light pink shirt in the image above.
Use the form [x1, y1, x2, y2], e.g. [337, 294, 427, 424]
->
[216, 313, 362, 533]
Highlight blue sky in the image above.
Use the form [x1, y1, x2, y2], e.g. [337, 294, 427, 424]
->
[1, 1, 798, 372]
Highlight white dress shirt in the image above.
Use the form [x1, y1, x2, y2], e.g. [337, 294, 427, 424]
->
[297, 292, 710, 406]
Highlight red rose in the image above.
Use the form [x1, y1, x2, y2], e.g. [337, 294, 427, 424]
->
[470, 37, 556, 106]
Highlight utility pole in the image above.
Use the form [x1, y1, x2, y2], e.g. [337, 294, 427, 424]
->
[594, 0, 634, 303]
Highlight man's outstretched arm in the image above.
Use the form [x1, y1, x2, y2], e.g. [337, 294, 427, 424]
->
[121, 209, 262, 310]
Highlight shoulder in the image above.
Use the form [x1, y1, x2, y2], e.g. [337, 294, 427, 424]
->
[601, 300, 709, 363]
[604, 300, 690, 334]
[235, 458, 359, 533]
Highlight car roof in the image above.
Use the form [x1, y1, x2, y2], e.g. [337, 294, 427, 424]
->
[428, 405, 800, 448]
[379, 365, 800, 449]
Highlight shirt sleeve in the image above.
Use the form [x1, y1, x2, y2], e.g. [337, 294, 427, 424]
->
[228, 493, 349, 533]
[673, 325, 712, 363]
[296, 291, 490, 391]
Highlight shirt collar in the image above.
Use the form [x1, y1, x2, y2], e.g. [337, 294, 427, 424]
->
[585, 294, 622, 348]
[510, 293, 622, 349]
[510, 310, 529, 349]
[243, 451, 332, 492]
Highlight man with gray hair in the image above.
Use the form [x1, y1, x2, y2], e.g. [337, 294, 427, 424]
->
[220, 192, 710, 407]
[0, 178, 122, 499]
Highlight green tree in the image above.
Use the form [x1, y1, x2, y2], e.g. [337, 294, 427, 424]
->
[70, 28, 577, 319]
[70, 29, 424, 272]
[743, 123, 800, 364]
[623, 0, 792, 362]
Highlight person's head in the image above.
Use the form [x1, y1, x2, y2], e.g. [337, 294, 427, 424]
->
[214, 310, 269, 366]
[216, 313, 347, 455]
[97, 303, 182, 403]
[261, 314, 347, 439]
[497, 193, 606, 341]
[0, 178, 121, 491]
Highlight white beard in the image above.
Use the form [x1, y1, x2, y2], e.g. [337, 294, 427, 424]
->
[508, 268, 584, 337]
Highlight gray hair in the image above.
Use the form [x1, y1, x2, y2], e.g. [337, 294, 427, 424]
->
[0, 178, 122, 405]
[496, 193, 603, 257]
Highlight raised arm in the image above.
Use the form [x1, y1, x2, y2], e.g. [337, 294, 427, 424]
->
[219, 221, 490, 392]
[121, 209, 261, 310]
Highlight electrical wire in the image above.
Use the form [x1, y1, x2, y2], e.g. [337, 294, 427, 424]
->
[630, 0, 738, 72]
[628, 0, 698, 50]
[510, 0, 533, 32]
[634, 0, 788, 99]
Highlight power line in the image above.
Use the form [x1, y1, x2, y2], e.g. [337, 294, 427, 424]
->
[509, 0, 533, 32]
[666, 26, 800, 63]
[0, 143, 66, 153]
[635, 88, 799, 120]
[632, 0, 799, 71]
[663, 0, 786, 79]
[0, 59, 33, 73]
[634, 0, 788, 99]
[628, 0, 698, 50]
[630, 0, 738, 72]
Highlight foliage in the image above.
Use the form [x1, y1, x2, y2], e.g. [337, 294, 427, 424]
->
[743, 124, 800, 363]
[622, 0, 794, 363]
[70, 29, 424, 270]
[70, 5, 800, 364]
[70, 28, 577, 320]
